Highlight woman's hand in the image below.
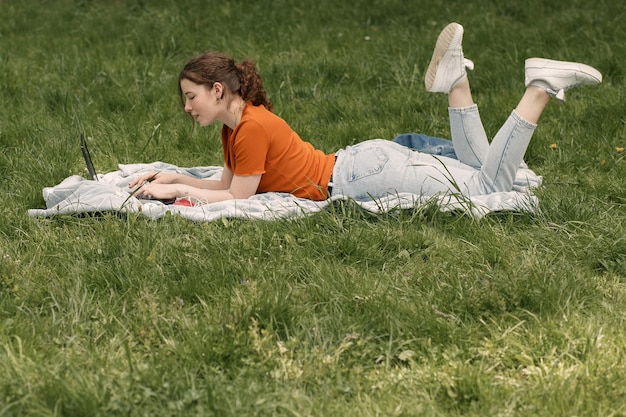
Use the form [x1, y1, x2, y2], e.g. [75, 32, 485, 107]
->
[126, 169, 261, 203]
[128, 171, 181, 189]
[134, 182, 184, 200]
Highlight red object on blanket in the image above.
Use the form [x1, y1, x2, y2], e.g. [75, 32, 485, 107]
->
[173, 198, 194, 207]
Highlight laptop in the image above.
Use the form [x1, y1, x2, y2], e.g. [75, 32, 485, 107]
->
[80, 134, 177, 204]
[80, 133, 99, 181]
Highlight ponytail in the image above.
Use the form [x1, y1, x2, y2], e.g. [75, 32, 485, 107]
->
[236, 60, 274, 112]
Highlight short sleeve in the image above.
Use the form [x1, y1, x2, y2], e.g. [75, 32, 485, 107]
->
[232, 120, 270, 176]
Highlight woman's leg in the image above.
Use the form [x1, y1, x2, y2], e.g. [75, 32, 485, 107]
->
[425, 23, 490, 169]
[514, 86, 551, 124]
[447, 77, 489, 169]
[472, 58, 602, 192]
[426, 23, 603, 194]
[468, 86, 550, 192]
[476, 59, 603, 192]
[471, 108, 538, 193]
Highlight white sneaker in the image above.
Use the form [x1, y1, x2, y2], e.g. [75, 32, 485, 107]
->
[425, 22, 474, 94]
[525, 58, 602, 102]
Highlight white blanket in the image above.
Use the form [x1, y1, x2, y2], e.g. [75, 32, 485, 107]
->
[28, 162, 542, 221]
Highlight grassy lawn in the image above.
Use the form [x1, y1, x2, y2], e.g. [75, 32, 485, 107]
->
[1, 0, 626, 415]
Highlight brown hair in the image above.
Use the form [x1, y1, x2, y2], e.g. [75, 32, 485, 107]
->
[178, 51, 273, 112]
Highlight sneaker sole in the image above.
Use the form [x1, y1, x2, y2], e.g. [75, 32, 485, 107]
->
[425, 22, 463, 91]
[525, 58, 603, 85]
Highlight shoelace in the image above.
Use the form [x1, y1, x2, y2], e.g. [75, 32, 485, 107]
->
[546, 88, 566, 102]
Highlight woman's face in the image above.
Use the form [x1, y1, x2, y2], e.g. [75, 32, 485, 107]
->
[180, 78, 221, 126]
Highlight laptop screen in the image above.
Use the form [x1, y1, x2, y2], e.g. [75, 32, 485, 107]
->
[80, 134, 98, 181]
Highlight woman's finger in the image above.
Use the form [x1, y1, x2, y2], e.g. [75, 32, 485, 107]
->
[129, 172, 157, 188]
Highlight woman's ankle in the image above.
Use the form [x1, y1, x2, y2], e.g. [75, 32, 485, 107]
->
[514, 86, 551, 124]
[447, 77, 474, 108]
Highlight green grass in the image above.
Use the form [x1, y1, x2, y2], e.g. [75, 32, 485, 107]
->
[1, 0, 626, 416]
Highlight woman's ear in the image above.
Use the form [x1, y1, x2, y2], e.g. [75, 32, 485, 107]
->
[213, 82, 224, 100]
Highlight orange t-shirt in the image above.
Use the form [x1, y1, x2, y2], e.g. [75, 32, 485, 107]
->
[221, 104, 335, 201]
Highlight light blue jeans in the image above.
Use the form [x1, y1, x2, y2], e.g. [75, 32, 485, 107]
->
[330, 105, 537, 200]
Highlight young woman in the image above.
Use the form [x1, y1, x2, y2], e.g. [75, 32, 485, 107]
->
[130, 23, 602, 205]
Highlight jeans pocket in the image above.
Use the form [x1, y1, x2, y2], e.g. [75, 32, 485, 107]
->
[348, 146, 390, 182]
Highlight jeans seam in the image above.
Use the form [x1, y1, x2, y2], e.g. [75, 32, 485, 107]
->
[489, 126, 516, 192]
[460, 108, 485, 167]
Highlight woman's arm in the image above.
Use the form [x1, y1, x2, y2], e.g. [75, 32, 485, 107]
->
[129, 166, 235, 191]
[135, 172, 262, 203]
